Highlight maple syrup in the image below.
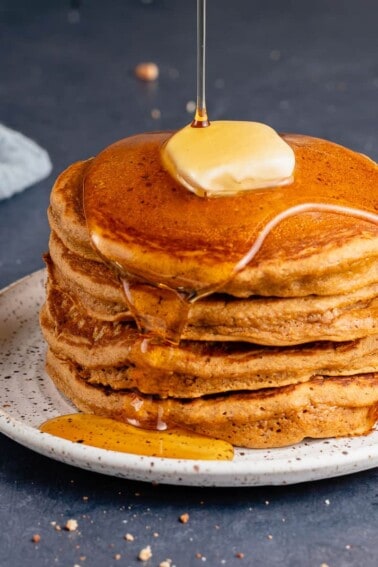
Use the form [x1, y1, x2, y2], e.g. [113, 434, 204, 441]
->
[191, 0, 209, 128]
[40, 414, 234, 460]
[122, 278, 190, 344]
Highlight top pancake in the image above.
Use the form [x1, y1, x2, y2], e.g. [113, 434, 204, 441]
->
[51, 133, 378, 297]
[83, 132, 378, 295]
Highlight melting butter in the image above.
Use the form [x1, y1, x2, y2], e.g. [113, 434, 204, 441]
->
[162, 121, 295, 196]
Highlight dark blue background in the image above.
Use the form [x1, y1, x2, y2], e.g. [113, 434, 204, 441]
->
[1, 1, 378, 565]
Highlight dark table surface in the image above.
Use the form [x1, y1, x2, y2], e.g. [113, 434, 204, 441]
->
[1, 1, 378, 565]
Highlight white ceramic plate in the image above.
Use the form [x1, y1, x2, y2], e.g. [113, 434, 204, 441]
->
[1, 270, 378, 486]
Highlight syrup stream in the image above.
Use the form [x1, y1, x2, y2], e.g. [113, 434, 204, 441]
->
[231, 204, 378, 276]
[192, 0, 209, 128]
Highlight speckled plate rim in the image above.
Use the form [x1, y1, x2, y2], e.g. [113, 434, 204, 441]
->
[1, 270, 378, 487]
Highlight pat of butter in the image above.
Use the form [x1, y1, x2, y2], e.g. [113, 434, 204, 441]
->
[162, 121, 295, 196]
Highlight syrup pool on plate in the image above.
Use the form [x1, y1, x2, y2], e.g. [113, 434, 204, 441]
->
[40, 414, 234, 460]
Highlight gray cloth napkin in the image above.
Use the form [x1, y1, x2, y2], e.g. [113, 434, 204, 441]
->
[0, 123, 52, 201]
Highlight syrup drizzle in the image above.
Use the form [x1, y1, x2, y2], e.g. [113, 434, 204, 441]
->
[122, 277, 190, 344]
[232, 203, 378, 274]
[191, 0, 209, 128]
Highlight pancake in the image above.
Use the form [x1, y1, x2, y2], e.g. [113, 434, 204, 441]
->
[49, 136, 378, 297]
[48, 231, 127, 307]
[40, 283, 378, 395]
[83, 133, 378, 297]
[46, 349, 378, 449]
[41, 130, 378, 449]
[48, 234, 378, 346]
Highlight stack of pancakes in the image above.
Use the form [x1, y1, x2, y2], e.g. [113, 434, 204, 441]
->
[40, 133, 378, 448]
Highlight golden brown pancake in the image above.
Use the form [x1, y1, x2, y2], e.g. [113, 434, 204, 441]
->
[83, 133, 378, 297]
[49, 138, 378, 298]
[40, 283, 378, 396]
[48, 234, 378, 346]
[46, 349, 378, 449]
